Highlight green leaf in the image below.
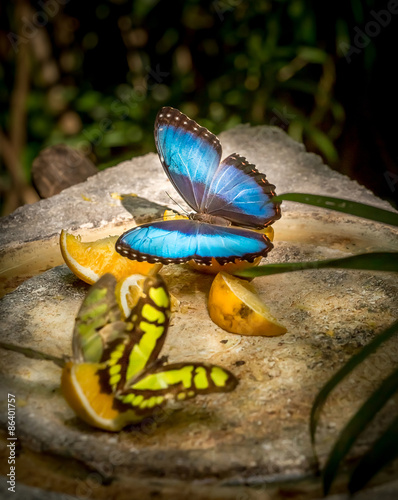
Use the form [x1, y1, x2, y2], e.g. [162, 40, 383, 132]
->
[75, 91, 103, 112]
[298, 15, 316, 45]
[280, 79, 319, 94]
[351, 0, 365, 23]
[288, 120, 304, 143]
[236, 252, 398, 278]
[304, 126, 339, 164]
[309, 320, 398, 452]
[323, 366, 398, 494]
[101, 130, 127, 148]
[273, 193, 398, 226]
[297, 46, 327, 64]
[330, 100, 346, 129]
[348, 414, 398, 493]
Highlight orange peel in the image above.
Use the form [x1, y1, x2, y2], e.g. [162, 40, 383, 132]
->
[60, 230, 162, 284]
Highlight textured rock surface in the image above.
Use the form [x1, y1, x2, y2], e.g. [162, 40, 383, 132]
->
[0, 124, 398, 499]
[1, 124, 396, 297]
[0, 125, 394, 250]
[1, 261, 398, 498]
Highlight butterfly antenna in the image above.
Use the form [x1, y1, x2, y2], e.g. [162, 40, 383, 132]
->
[165, 192, 189, 215]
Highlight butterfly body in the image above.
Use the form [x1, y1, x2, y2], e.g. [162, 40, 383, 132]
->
[116, 107, 281, 265]
[190, 212, 232, 226]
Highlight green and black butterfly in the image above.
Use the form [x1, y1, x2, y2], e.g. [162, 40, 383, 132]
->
[62, 273, 238, 431]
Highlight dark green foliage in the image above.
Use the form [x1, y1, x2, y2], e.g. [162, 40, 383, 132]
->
[239, 194, 398, 493]
[237, 251, 398, 278]
[2, 0, 396, 213]
[322, 366, 398, 494]
[273, 194, 398, 226]
[348, 415, 398, 493]
[312, 320, 398, 494]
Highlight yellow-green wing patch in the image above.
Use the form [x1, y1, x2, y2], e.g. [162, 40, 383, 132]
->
[73, 274, 126, 363]
[123, 275, 171, 380]
[149, 285, 169, 308]
[120, 363, 238, 410]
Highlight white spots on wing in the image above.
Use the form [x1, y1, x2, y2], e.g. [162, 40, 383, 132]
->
[166, 113, 171, 117]
[183, 121, 188, 125]
[160, 155, 164, 162]
[159, 114, 163, 118]
[176, 116, 180, 120]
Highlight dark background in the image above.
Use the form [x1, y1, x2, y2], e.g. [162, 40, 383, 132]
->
[1, 0, 397, 215]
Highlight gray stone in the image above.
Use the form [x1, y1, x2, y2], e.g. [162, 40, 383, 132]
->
[0, 125, 393, 250]
[1, 125, 396, 297]
[0, 124, 398, 499]
[0, 477, 80, 500]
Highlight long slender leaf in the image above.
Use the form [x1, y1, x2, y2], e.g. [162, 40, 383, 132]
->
[273, 193, 398, 226]
[323, 366, 398, 494]
[348, 414, 398, 493]
[236, 252, 398, 278]
[309, 320, 398, 449]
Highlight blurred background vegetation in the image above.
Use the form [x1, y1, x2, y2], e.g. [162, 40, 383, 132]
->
[1, 0, 397, 215]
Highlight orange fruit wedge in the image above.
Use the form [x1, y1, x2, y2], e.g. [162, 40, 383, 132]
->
[60, 230, 162, 284]
[115, 273, 146, 319]
[208, 272, 287, 336]
[188, 255, 262, 275]
[115, 273, 180, 318]
[61, 361, 141, 431]
[163, 209, 189, 221]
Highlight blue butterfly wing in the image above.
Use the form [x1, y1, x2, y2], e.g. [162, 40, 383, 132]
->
[155, 107, 222, 213]
[116, 220, 273, 265]
[155, 108, 281, 228]
[203, 153, 281, 228]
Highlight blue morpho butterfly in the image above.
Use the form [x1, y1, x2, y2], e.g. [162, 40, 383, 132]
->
[116, 107, 281, 266]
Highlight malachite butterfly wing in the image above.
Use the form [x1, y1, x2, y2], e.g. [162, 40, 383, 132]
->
[115, 106, 281, 266]
[72, 274, 128, 363]
[71, 273, 238, 425]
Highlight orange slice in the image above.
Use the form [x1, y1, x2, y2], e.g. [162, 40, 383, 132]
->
[61, 361, 141, 431]
[60, 230, 162, 284]
[188, 255, 263, 275]
[115, 274, 146, 319]
[163, 209, 189, 221]
[115, 273, 180, 318]
[208, 272, 287, 336]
